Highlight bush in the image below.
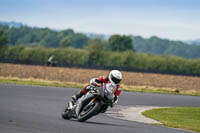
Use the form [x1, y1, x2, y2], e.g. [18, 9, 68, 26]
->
[1, 46, 200, 76]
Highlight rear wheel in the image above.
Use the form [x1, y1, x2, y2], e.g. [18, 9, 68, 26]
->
[78, 102, 101, 122]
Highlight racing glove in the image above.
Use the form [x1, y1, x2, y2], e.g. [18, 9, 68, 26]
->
[90, 78, 98, 86]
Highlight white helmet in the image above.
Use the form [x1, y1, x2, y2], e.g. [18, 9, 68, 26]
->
[109, 70, 122, 85]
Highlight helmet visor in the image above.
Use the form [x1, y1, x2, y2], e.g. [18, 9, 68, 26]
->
[110, 74, 121, 84]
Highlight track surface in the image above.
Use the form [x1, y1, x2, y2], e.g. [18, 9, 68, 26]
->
[0, 84, 200, 133]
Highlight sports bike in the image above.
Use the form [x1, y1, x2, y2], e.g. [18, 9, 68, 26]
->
[61, 83, 115, 122]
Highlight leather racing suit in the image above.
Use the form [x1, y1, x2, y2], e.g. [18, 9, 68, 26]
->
[72, 76, 121, 112]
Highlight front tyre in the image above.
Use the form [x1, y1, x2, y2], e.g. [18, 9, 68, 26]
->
[61, 107, 71, 120]
[78, 102, 101, 122]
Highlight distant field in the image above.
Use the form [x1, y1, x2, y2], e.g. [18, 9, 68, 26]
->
[0, 63, 200, 94]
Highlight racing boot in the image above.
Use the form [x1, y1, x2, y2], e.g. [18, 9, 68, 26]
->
[71, 90, 84, 102]
[72, 85, 91, 102]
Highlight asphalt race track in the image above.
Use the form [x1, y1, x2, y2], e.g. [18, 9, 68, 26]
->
[0, 84, 200, 133]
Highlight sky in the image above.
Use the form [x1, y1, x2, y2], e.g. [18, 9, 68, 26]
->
[0, 0, 200, 41]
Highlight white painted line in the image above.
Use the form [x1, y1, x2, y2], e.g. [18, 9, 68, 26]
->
[105, 105, 169, 124]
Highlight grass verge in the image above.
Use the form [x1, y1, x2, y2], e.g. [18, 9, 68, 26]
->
[121, 85, 200, 96]
[0, 77, 85, 88]
[142, 107, 200, 132]
[0, 76, 200, 96]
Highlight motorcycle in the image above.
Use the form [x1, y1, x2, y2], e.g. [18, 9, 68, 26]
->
[61, 83, 115, 122]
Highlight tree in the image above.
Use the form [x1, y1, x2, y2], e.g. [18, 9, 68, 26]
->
[40, 31, 59, 47]
[58, 29, 74, 41]
[108, 34, 133, 51]
[59, 29, 74, 37]
[71, 33, 89, 48]
[0, 29, 7, 47]
[86, 39, 104, 65]
[132, 36, 150, 52]
[60, 37, 73, 47]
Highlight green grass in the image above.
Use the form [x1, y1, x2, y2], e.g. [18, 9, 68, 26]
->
[0, 77, 200, 96]
[124, 87, 181, 95]
[142, 107, 200, 132]
[0, 77, 84, 88]
[122, 85, 200, 96]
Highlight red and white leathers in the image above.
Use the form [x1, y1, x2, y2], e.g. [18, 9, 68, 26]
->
[72, 70, 122, 111]
[81, 76, 121, 101]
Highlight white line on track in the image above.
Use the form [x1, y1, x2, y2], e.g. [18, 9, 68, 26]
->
[105, 105, 169, 124]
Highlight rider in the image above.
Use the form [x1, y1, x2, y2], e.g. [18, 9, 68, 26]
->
[72, 70, 122, 111]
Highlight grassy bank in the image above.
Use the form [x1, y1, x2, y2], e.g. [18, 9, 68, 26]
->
[0, 77, 84, 88]
[142, 107, 200, 132]
[1, 77, 200, 96]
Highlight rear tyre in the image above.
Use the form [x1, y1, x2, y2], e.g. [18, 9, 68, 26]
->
[78, 102, 101, 122]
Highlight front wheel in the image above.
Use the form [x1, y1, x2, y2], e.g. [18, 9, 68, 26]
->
[78, 102, 101, 122]
[61, 106, 71, 120]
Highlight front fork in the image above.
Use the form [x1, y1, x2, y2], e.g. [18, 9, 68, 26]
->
[68, 101, 74, 109]
[66, 101, 77, 118]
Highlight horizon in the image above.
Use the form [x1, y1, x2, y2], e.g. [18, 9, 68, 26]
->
[0, 0, 200, 41]
[1, 20, 198, 42]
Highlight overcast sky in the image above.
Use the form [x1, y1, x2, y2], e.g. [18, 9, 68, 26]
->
[0, 0, 200, 41]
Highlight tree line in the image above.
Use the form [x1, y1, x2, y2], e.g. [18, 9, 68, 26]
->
[132, 36, 200, 59]
[0, 25, 89, 48]
[1, 24, 200, 58]
[0, 25, 133, 51]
